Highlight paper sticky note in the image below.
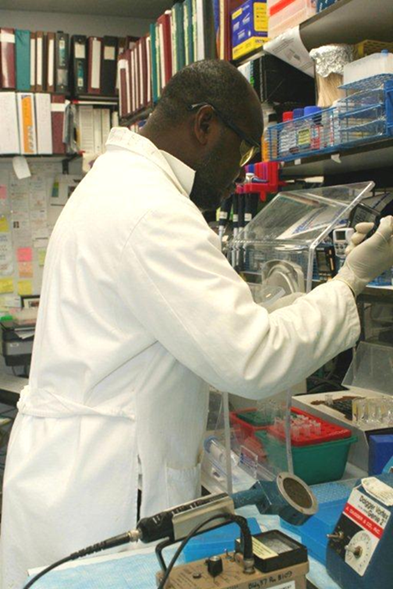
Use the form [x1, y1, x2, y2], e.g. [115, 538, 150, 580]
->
[17, 280, 33, 296]
[17, 247, 33, 262]
[0, 278, 14, 294]
[18, 261, 33, 278]
[38, 248, 47, 267]
[12, 156, 31, 180]
[0, 185, 7, 200]
[0, 217, 9, 232]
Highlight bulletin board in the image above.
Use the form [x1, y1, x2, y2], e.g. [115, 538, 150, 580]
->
[0, 159, 83, 316]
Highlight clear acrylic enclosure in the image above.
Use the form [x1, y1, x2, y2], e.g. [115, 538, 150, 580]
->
[229, 182, 374, 293]
[203, 182, 374, 495]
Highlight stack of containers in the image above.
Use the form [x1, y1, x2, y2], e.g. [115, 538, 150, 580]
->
[268, 105, 339, 160]
[267, 0, 316, 39]
[231, 406, 356, 484]
[255, 408, 357, 484]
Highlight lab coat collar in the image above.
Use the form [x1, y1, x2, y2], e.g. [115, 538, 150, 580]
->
[160, 150, 195, 197]
[106, 128, 195, 198]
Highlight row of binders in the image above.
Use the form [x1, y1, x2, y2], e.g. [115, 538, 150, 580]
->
[0, 92, 67, 155]
[118, 0, 218, 117]
[0, 28, 137, 97]
[76, 106, 115, 155]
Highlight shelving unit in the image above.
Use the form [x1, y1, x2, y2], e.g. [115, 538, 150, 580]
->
[280, 138, 393, 182]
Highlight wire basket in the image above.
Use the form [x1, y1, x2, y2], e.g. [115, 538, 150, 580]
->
[268, 107, 340, 161]
[338, 79, 393, 147]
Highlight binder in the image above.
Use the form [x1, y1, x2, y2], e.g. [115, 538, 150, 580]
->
[77, 105, 95, 152]
[146, 35, 152, 106]
[87, 37, 102, 95]
[0, 92, 20, 154]
[71, 35, 87, 96]
[192, 0, 198, 63]
[46, 32, 55, 93]
[101, 36, 118, 96]
[51, 95, 66, 154]
[17, 92, 37, 155]
[174, 1, 185, 71]
[155, 23, 162, 98]
[196, 0, 216, 60]
[101, 108, 111, 149]
[132, 47, 138, 112]
[183, 0, 192, 65]
[117, 52, 129, 117]
[15, 30, 30, 91]
[30, 32, 36, 91]
[55, 31, 69, 93]
[149, 24, 158, 104]
[35, 31, 45, 92]
[93, 108, 102, 154]
[157, 11, 172, 89]
[1, 28, 16, 89]
[171, 4, 178, 75]
[35, 93, 53, 154]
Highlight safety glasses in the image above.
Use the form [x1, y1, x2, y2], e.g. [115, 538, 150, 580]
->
[188, 102, 260, 167]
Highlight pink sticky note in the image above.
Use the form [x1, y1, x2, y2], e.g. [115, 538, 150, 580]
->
[17, 247, 33, 262]
[0, 185, 7, 200]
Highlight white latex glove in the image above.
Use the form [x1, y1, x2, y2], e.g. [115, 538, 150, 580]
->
[335, 216, 393, 296]
[345, 221, 375, 255]
[265, 292, 305, 313]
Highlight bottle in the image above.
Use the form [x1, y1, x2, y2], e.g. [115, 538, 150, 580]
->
[278, 111, 294, 158]
[304, 106, 322, 152]
[262, 113, 278, 161]
[289, 108, 305, 153]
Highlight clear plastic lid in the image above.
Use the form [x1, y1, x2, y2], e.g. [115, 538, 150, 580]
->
[342, 341, 393, 396]
[231, 182, 374, 292]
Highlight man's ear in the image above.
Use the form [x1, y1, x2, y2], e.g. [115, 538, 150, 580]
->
[193, 105, 217, 146]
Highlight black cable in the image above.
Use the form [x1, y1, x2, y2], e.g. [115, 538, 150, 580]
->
[24, 531, 133, 588]
[157, 513, 253, 589]
[24, 556, 74, 589]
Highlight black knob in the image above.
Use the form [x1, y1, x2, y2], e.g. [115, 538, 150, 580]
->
[207, 555, 223, 578]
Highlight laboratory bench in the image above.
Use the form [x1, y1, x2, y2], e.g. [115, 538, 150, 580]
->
[26, 508, 340, 589]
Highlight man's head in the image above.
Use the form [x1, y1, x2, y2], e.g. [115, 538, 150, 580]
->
[140, 60, 263, 211]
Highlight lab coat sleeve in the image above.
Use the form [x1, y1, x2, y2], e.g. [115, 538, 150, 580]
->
[117, 200, 360, 399]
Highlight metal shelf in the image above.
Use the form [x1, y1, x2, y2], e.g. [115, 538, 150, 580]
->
[280, 138, 393, 180]
[236, 0, 393, 67]
[301, 0, 393, 50]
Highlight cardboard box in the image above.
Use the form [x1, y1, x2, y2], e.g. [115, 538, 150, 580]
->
[231, 0, 269, 60]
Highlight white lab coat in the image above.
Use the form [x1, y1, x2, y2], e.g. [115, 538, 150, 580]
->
[0, 129, 360, 588]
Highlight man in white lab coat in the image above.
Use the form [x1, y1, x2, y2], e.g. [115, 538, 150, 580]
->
[1, 60, 393, 588]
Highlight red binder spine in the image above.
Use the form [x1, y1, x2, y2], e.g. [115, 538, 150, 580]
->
[51, 95, 66, 154]
[88, 37, 102, 95]
[1, 28, 16, 89]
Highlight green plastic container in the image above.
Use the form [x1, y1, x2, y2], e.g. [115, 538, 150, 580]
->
[255, 431, 357, 485]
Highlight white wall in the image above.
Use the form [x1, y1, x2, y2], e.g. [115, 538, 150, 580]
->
[0, 9, 151, 37]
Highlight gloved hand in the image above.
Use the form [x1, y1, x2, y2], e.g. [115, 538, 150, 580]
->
[265, 292, 305, 313]
[345, 222, 375, 255]
[335, 216, 393, 296]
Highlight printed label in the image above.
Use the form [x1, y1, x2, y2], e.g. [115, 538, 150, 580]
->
[252, 537, 277, 559]
[340, 488, 390, 576]
[361, 477, 393, 507]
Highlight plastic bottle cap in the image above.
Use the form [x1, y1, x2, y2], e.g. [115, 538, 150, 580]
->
[304, 106, 321, 116]
[381, 49, 389, 55]
[293, 108, 305, 119]
[282, 111, 294, 122]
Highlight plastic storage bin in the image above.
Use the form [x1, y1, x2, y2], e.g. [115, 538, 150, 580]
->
[343, 51, 393, 87]
[338, 80, 393, 147]
[256, 430, 357, 484]
[268, 0, 316, 39]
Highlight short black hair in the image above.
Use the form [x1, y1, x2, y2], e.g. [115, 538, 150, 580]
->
[153, 59, 257, 128]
